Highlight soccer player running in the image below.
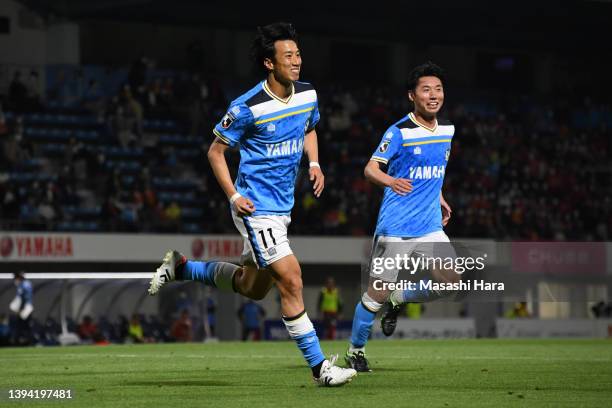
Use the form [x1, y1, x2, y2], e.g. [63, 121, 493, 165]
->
[148, 22, 356, 386]
[345, 62, 459, 372]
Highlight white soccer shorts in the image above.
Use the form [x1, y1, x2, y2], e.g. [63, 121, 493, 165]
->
[232, 211, 293, 268]
[369, 230, 456, 282]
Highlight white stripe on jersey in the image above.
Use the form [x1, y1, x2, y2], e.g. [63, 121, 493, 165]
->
[249, 89, 317, 120]
[400, 124, 455, 140]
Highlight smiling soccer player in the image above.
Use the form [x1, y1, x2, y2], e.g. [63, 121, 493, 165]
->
[148, 22, 356, 387]
[345, 62, 460, 372]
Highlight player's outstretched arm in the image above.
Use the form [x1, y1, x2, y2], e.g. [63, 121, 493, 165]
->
[364, 160, 413, 195]
[304, 129, 324, 198]
[207, 137, 255, 215]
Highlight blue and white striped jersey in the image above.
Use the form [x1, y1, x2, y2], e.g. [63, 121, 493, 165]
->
[371, 113, 454, 237]
[213, 80, 320, 215]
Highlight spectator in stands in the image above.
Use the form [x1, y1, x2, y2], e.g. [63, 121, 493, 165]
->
[8, 71, 28, 112]
[238, 300, 266, 341]
[1, 185, 19, 221]
[164, 201, 181, 231]
[25, 70, 42, 111]
[0, 103, 8, 138]
[78, 315, 98, 342]
[113, 104, 137, 148]
[171, 309, 193, 342]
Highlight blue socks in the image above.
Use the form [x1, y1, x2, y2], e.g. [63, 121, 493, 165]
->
[349, 301, 377, 348]
[177, 260, 241, 292]
[283, 311, 325, 371]
[179, 260, 217, 287]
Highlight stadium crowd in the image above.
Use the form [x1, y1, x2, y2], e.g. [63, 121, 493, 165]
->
[0, 62, 610, 240]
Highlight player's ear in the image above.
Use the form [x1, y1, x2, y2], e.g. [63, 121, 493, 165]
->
[408, 91, 414, 102]
[263, 58, 274, 72]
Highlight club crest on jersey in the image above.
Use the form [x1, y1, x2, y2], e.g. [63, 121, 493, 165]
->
[379, 141, 390, 153]
[445, 148, 450, 161]
[413, 146, 421, 155]
[221, 112, 236, 129]
[267, 123, 276, 133]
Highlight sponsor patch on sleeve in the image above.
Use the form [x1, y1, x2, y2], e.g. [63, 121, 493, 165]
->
[379, 140, 390, 153]
[221, 111, 237, 129]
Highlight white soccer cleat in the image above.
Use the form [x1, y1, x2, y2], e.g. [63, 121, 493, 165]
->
[148, 250, 182, 295]
[314, 355, 357, 387]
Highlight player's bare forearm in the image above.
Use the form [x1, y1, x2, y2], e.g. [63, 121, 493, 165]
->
[364, 160, 395, 187]
[303, 129, 319, 163]
[364, 160, 413, 195]
[207, 138, 237, 199]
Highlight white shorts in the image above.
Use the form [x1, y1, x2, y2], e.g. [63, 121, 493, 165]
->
[232, 211, 293, 268]
[369, 230, 455, 282]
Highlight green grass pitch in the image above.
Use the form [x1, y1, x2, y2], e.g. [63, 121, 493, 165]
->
[1, 339, 611, 407]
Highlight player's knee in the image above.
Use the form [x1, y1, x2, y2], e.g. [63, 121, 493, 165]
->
[277, 274, 303, 296]
[366, 288, 388, 304]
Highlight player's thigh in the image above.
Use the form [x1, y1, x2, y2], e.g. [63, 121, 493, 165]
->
[413, 231, 459, 284]
[240, 263, 274, 292]
[367, 237, 418, 302]
[368, 236, 419, 283]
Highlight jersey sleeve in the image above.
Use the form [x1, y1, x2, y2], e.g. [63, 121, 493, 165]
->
[213, 102, 253, 147]
[370, 126, 401, 165]
[307, 97, 320, 132]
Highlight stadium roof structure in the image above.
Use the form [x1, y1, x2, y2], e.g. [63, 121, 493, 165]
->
[16, 0, 612, 52]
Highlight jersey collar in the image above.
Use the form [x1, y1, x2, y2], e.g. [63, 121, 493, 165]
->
[409, 112, 438, 132]
[263, 80, 294, 104]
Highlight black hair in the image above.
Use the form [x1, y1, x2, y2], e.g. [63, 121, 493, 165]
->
[406, 61, 445, 92]
[251, 22, 298, 75]
[13, 271, 24, 280]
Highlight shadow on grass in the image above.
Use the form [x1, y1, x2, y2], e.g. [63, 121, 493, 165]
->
[123, 379, 231, 387]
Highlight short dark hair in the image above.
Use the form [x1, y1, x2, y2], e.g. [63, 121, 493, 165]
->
[251, 22, 298, 75]
[407, 61, 445, 92]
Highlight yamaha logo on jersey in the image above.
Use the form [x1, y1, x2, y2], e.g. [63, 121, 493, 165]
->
[413, 146, 421, 155]
[445, 148, 450, 161]
[267, 123, 276, 133]
[221, 112, 236, 129]
[379, 141, 390, 153]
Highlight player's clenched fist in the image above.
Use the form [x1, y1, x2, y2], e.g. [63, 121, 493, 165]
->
[233, 196, 256, 215]
[390, 178, 413, 195]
